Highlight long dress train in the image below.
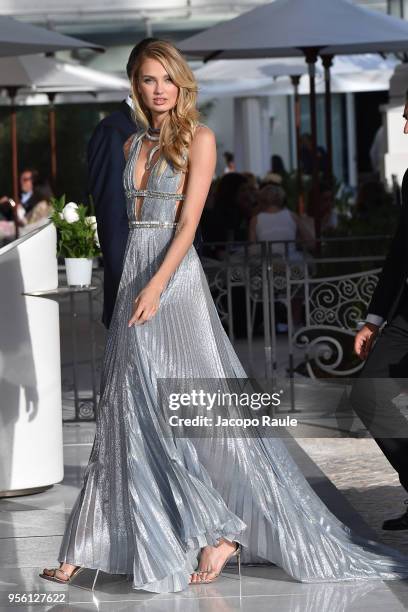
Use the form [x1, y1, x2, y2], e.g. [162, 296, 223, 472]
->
[58, 124, 408, 593]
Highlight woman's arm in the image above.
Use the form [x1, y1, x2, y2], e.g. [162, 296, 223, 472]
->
[128, 125, 216, 326]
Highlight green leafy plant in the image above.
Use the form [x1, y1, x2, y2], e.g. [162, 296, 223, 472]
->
[50, 194, 101, 259]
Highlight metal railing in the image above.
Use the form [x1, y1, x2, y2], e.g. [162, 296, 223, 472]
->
[58, 237, 389, 419]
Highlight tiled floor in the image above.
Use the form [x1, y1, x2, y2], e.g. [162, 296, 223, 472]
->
[1, 423, 408, 611]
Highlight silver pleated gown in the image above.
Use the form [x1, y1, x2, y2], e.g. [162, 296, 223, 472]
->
[58, 125, 408, 593]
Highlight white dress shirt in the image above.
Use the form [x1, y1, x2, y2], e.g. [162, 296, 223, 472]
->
[126, 95, 134, 110]
[366, 313, 384, 327]
[21, 191, 32, 205]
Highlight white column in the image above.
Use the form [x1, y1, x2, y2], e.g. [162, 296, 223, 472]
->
[345, 93, 357, 188]
[234, 96, 270, 176]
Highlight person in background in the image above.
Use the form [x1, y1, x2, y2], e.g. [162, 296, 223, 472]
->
[19, 168, 39, 211]
[212, 172, 251, 246]
[1, 168, 46, 221]
[237, 171, 259, 230]
[270, 154, 287, 178]
[223, 151, 236, 174]
[300, 133, 328, 176]
[0, 174, 53, 240]
[240, 171, 258, 190]
[249, 183, 314, 258]
[0, 196, 15, 222]
[23, 178, 53, 227]
[302, 181, 337, 238]
[259, 171, 283, 190]
[249, 183, 314, 328]
[0, 167, 39, 222]
[319, 183, 338, 231]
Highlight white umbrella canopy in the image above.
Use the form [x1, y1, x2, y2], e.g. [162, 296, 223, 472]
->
[194, 57, 307, 97]
[179, 0, 408, 59]
[0, 55, 128, 93]
[194, 54, 398, 98]
[194, 57, 308, 80]
[0, 15, 102, 57]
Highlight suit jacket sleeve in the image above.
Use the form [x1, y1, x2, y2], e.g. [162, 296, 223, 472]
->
[366, 207, 406, 321]
[87, 123, 131, 284]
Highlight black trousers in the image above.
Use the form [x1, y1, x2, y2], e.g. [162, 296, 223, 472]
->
[351, 285, 408, 493]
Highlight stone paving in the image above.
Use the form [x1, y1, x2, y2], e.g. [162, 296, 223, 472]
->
[297, 437, 408, 554]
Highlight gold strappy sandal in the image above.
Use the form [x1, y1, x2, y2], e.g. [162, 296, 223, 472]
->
[39, 564, 84, 584]
[190, 542, 241, 585]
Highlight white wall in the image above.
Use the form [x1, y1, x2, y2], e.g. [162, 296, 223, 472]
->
[199, 94, 292, 179]
[198, 96, 235, 176]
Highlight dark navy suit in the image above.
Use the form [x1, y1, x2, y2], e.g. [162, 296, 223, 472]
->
[88, 100, 203, 329]
[87, 100, 136, 329]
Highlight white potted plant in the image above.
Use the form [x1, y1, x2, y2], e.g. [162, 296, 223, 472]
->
[50, 195, 101, 287]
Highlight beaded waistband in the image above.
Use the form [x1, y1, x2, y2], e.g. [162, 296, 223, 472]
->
[129, 220, 178, 229]
[125, 188, 186, 201]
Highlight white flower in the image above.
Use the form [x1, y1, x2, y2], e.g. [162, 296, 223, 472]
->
[85, 215, 97, 230]
[65, 201, 78, 209]
[62, 206, 79, 223]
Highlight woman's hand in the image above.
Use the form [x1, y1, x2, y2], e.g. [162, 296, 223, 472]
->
[128, 281, 163, 327]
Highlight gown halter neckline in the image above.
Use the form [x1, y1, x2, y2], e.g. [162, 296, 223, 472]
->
[130, 126, 186, 202]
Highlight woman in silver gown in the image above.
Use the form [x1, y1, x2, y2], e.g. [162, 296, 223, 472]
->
[41, 40, 408, 593]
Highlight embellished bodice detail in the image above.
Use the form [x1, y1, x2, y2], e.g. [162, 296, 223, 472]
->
[123, 126, 190, 227]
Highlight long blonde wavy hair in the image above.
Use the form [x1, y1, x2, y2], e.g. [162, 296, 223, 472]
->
[130, 39, 200, 178]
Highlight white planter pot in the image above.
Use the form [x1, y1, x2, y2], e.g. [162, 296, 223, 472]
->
[65, 257, 93, 287]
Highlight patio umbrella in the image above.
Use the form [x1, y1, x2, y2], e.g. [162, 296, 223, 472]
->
[0, 55, 126, 193]
[179, 0, 408, 238]
[0, 16, 102, 57]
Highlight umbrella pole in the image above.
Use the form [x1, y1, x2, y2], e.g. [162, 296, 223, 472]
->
[322, 54, 334, 188]
[304, 48, 321, 247]
[7, 87, 19, 240]
[47, 93, 57, 189]
[290, 75, 304, 215]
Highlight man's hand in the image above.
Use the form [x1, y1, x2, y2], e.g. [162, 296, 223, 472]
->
[354, 322, 380, 361]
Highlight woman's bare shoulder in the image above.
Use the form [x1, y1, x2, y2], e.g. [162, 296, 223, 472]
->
[191, 123, 216, 150]
[194, 122, 214, 137]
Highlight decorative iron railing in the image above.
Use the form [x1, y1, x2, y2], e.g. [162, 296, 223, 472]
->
[58, 237, 389, 419]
